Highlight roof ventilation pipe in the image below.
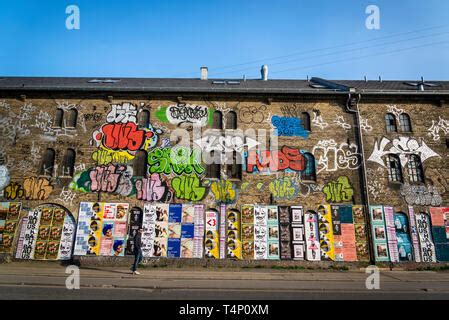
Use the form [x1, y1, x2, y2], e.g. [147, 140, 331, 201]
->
[261, 65, 268, 81]
[200, 67, 208, 80]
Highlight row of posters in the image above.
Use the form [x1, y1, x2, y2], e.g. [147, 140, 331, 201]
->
[15, 205, 76, 260]
[429, 207, 449, 262]
[331, 205, 357, 262]
[141, 203, 204, 258]
[74, 202, 129, 256]
[0, 202, 21, 254]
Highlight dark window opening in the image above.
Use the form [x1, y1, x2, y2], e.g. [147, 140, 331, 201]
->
[301, 112, 311, 131]
[66, 109, 78, 128]
[206, 151, 221, 179]
[301, 152, 316, 181]
[226, 111, 237, 129]
[138, 110, 150, 128]
[40, 148, 56, 177]
[385, 113, 397, 133]
[54, 109, 64, 127]
[226, 151, 242, 180]
[386, 154, 403, 182]
[212, 111, 223, 130]
[61, 148, 76, 177]
[407, 154, 424, 183]
[133, 150, 148, 177]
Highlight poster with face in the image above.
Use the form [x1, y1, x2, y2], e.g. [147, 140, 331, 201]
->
[0, 202, 22, 254]
[353, 206, 369, 261]
[369, 206, 390, 262]
[317, 205, 335, 261]
[205, 210, 219, 259]
[304, 211, 320, 261]
[394, 213, 413, 262]
[226, 209, 242, 259]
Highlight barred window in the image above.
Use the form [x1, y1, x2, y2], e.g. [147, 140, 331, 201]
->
[133, 150, 148, 177]
[301, 112, 311, 131]
[61, 149, 76, 177]
[301, 152, 316, 181]
[212, 111, 223, 130]
[206, 151, 221, 179]
[226, 111, 237, 129]
[54, 109, 64, 127]
[385, 113, 397, 133]
[226, 151, 242, 180]
[40, 148, 56, 177]
[66, 109, 78, 128]
[407, 154, 424, 183]
[138, 110, 150, 128]
[386, 154, 403, 182]
[399, 113, 412, 132]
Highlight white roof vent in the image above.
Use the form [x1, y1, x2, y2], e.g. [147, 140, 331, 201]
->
[261, 65, 268, 81]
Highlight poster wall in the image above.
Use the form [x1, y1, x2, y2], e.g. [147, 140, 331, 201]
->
[383, 207, 399, 262]
[291, 206, 305, 261]
[254, 206, 267, 260]
[317, 205, 335, 261]
[352, 206, 370, 261]
[0, 202, 21, 254]
[205, 209, 219, 259]
[393, 212, 414, 262]
[226, 209, 242, 259]
[16, 205, 75, 260]
[278, 206, 292, 260]
[267, 206, 280, 260]
[241, 205, 255, 260]
[304, 210, 320, 261]
[126, 207, 143, 256]
[415, 213, 437, 262]
[74, 202, 129, 256]
[219, 205, 226, 259]
[408, 207, 422, 263]
[429, 207, 449, 262]
[369, 206, 390, 262]
[332, 205, 357, 262]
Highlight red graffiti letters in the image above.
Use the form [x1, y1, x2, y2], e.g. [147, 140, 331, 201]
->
[246, 146, 306, 173]
[101, 122, 152, 151]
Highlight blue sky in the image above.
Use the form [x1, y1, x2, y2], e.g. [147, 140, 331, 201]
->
[1, 0, 448, 80]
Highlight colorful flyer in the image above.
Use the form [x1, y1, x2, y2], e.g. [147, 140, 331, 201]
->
[226, 209, 242, 259]
[205, 209, 219, 259]
[317, 204, 335, 261]
[369, 206, 390, 262]
[304, 211, 320, 261]
[415, 213, 437, 262]
[353, 205, 370, 261]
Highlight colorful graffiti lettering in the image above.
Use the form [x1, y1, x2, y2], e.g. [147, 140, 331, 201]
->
[100, 122, 151, 151]
[246, 146, 306, 174]
[4, 177, 53, 200]
[148, 147, 204, 175]
[210, 180, 237, 204]
[171, 175, 206, 201]
[322, 176, 354, 203]
[268, 177, 298, 200]
[312, 139, 360, 174]
[271, 116, 309, 138]
[106, 102, 137, 123]
[135, 173, 171, 202]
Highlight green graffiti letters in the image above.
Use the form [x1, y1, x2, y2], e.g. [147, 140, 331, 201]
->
[323, 176, 354, 203]
[171, 175, 206, 201]
[148, 147, 204, 176]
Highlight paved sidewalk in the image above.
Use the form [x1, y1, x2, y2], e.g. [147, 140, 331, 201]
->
[1, 262, 449, 299]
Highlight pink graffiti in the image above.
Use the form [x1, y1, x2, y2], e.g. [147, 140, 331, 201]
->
[89, 164, 125, 193]
[135, 173, 170, 202]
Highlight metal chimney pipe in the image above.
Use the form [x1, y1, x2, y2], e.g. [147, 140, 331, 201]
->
[261, 65, 268, 81]
[200, 67, 208, 80]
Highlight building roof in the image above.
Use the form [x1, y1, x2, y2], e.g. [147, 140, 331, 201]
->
[0, 76, 448, 96]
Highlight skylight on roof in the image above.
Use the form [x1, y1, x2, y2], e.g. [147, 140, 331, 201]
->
[87, 79, 121, 84]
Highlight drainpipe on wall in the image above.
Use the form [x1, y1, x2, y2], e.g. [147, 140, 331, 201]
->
[345, 93, 375, 265]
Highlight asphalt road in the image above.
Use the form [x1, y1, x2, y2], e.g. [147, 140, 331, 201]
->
[0, 262, 449, 300]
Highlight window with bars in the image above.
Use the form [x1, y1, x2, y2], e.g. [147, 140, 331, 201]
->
[301, 112, 311, 131]
[61, 149, 76, 177]
[206, 150, 221, 179]
[399, 113, 412, 132]
[386, 154, 403, 182]
[54, 109, 64, 127]
[385, 113, 397, 133]
[66, 109, 78, 128]
[40, 148, 56, 177]
[226, 151, 242, 180]
[138, 110, 150, 128]
[226, 111, 237, 129]
[407, 154, 424, 183]
[133, 150, 148, 177]
[301, 152, 316, 181]
[212, 111, 223, 130]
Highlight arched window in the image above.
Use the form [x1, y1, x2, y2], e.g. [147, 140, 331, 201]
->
[399, 113, 412, 132]
[226, 151, 242, 180]
[226, 111, 237, 129]
[301, 152, 316, 181]
[206, 151, 221, 179]
[133, 150, 148, 177]
[394, 212, 414, 262]
[212, 111, 223, 129]
[61, 149, 76, 177]
[386, 154, 403, 182]
[407, 154, 424, 183]
[301, 112, 311, 131]
[66, 109, 78, 128]
[40, 148, 56, 176]
[54, 109, 64, 127]
[138, 110, 150, 128]
[385, 113, 397, 132]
